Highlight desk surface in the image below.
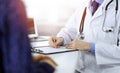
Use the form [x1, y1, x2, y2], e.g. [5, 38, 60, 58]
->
[50, 51, 78, 73]
[33, 47, 78, 73]
[34, 50, 78, 73]
[32, 41, 78, 73]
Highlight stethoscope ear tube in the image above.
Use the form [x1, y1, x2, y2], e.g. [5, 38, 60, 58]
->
[105, 0, 113, 10]
[105, 0, 118, 11]
[116, 0, 118, 11]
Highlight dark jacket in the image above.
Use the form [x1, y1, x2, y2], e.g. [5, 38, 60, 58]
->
[0, 0, 54, 73]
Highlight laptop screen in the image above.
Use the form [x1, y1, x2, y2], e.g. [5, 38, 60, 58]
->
[27, 18, 38, 38]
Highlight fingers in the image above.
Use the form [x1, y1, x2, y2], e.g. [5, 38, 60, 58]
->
[66, 44, 72, 49]
[32, 55, 45, 62]
[49, 36, 63, 48]
[43, 56, 58, 68]
[66, 40, 78, 49]
[55, 38, 62, 48]
[66, 42, 75, 49]
[49, 36, 56, 47]
[33, 55, 58, 68]
[66, 39, 91, 51]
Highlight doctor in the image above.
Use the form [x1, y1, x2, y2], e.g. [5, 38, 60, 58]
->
[49, 0, 120, 73]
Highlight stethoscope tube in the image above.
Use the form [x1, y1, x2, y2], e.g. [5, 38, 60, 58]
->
[116, 0, 118, 11]
[102, 0, 118, 32]
[105, 0, 118, 11]
[103, 0, 119, 46]
[105, 0, 113, 10]
[79, 0, 119, 40]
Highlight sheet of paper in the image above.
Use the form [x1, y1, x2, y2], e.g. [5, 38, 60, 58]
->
[31, 41, 50, 48]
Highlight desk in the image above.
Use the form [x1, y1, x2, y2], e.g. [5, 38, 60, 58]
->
[32, 41, 78, 73]
[49, 51, 78, 73]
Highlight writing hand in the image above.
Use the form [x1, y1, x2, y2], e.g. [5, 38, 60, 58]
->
[49, 36, 63, 48]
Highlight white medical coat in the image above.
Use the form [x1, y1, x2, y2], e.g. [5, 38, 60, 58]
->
[57, 0, 120, 73]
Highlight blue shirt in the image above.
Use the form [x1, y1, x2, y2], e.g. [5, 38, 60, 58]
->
[96, 0, 104, 4]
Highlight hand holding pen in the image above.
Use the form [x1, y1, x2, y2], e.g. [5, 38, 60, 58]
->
[49, 36, 63, 48]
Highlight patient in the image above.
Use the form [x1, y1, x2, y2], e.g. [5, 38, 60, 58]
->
[0, 0, 57, 73]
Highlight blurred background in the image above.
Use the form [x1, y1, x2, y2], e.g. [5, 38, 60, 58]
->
[23, 0, 86, 36]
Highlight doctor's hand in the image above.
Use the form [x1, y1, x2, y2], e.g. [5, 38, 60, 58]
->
[66, 39, 90, 52]
[49, 36, 63, 48]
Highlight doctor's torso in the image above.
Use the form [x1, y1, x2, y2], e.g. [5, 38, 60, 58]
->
[57, 0, 120, 73]
[74, 0, 119, 44]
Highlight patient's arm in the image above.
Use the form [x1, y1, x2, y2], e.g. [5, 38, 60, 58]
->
[33, 55, 57, 68]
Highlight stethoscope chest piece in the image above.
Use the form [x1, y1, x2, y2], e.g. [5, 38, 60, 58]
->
[103, 27, 114, 33]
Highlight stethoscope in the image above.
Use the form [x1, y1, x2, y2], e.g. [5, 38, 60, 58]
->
[102, 0, 118, 32]
[79, 0, 118, 40]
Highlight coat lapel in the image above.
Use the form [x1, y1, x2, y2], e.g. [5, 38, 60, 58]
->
[89, 0, 111, 21]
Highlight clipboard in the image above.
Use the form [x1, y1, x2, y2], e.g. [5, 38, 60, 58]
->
[31, 41, 78, 55]
[31, 47, 78, 55]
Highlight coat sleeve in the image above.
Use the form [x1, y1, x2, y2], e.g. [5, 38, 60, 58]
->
[57, 12, 78, 45]
[56, 1, 86, 45]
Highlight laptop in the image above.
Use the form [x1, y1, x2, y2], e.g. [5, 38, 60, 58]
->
[28, 18, 38, 38]
[27, 18, 48, 41]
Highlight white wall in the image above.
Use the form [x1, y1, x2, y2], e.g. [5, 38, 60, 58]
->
[23, 0, 86, 36]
